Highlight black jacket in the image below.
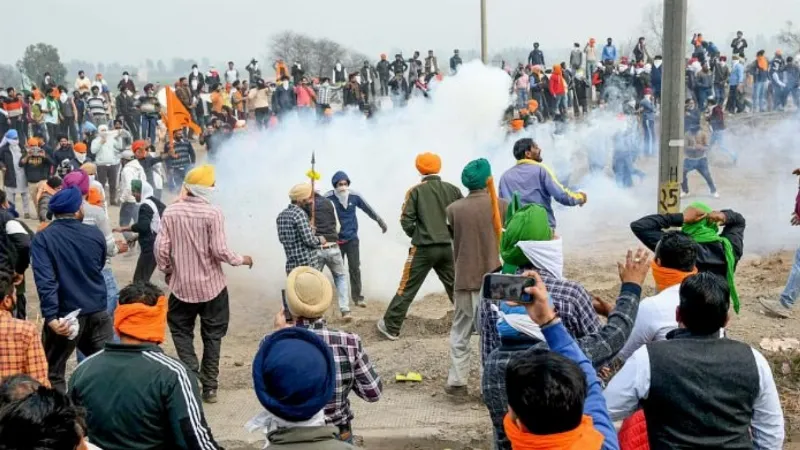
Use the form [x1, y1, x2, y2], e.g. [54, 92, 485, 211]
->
[21, 150, 54, 183]
[271, 86, 295, 114]
[116, 93, 136, 116]
[188, 72, 205, 94]
[390, 59, 408, 74]
[631, 211, 745, 277]
[376, 60, 391, 78]
[0, 209, 31, 276]
[131, 196, 166, 252]
[291, 66, 305, 85]
[528, 49, 545, 66]
[450, 55, 463, 71]
[389, 77, 409, 97]
[0, 144, 22, 189]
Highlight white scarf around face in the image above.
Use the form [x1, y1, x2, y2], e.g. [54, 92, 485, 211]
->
[246, 409, 326, 448]
[515, 237, 564, 279]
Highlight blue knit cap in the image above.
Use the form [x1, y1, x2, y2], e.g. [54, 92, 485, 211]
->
[331, 171, 350, 188]
[252, 327, 335, 422]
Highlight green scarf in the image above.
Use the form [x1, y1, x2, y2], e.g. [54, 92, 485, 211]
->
[500, 193, 552, 274]
[682, 202, 740, 313]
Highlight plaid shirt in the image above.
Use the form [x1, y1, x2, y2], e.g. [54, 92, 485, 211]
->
[479, 271, 602, 364]
[481, 283, 641, 450]
[0, 310, 50, 387]
[277, 204, 321, 274]
[295, 318, 382, 426]
[316, 84, 341, 106]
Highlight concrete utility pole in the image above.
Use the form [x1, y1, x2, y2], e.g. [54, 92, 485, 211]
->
[481, 0, 488, 64]
[657, 0, 688, 214]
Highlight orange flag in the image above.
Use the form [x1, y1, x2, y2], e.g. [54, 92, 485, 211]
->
[163, 86, 201, 144]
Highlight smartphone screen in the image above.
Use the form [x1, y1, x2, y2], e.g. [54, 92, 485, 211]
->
[281, 289, 293, 322]
[483, 274, 536, 303]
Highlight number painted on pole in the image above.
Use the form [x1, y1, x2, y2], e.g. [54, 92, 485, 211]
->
[659, 181, 681, 214]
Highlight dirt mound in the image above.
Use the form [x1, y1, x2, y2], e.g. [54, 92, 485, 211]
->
[764, 350, 800, 439]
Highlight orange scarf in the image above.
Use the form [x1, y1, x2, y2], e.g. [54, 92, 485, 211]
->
[114, 296, 168, 344]
[651, 261, 697, 293]
[487, 176, 503, 244]
[504, 414, 604, 450]
[757, 56, 768, 71]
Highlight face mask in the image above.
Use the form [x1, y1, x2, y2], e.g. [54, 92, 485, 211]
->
[123, 75, 129, 81]
[193, 68, 199, 74]
[355, 76, 362, 84]
[654, 60, 663, 68]
[282, 81, 289, 89]
[75, 152, 87, 163]
[254, 63, 259, 70]
[719, 61, 727, 67]
[126, 90, 133, 97]
[336, 64, 342, 70]
[60, 93, 68, 102]
[336, 185, 348, 193]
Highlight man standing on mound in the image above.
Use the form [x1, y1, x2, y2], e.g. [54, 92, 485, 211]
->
[378, 153, 463, 340]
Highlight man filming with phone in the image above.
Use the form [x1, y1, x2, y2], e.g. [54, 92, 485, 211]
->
[482, 249, 651, 450]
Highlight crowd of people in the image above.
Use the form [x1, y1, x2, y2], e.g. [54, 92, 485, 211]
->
[0, 28, 798, 450]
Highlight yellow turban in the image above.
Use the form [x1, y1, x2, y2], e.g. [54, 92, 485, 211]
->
[415, 152, 441, 175]
[185, 164, 215, 187]
[289, 183, 313, 202]
[80, 163, 97, 176]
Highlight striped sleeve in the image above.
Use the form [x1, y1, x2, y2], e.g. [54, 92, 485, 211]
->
[144, 352, 221, 450]
[208, 208, 243, 267]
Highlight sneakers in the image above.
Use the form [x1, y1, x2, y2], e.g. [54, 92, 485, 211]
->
[341, 311, 353, 322]
[712, 191, 720, 198]
[376, 319, 399, 341]
[354, 299, 367, 308]
[444, 385, 469, 397]
[202, 389, 218, 404]
[680, 191, 689, 198]
[760, 299, 792, 319]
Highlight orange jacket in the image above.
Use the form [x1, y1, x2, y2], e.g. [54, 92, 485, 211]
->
[618, 410, 650, 450]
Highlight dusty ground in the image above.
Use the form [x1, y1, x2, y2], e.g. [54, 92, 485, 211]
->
[19, 113, 800, 449]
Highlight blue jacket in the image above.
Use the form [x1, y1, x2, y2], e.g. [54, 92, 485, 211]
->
[542, 322, 620, 450]
[31, 219, 108, 323]
[651, 65, 662, 91]
[325, 171, 385, 242]
[602, 45, 617, 62]
[498, 160, 584, 228]
[640, 97, 656, 121]
[729, 62, 745, 86]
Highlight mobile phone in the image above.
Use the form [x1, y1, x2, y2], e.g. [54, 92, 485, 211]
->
[280, 289, 293, 322]
[482, 274, 536, 303]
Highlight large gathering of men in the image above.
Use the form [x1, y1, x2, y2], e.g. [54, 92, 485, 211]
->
[2, 11, 800, 450]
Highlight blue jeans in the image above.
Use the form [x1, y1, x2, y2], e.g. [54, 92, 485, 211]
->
[315, 246, 350, 312]
[642, 118, 655, 156]
[555, 94, 567, 113]
[779, 247, 800, 308]
[682, 157, 716, 194]
[754, 81, 768, 111]
[710, 129, 737, 163]
[695, 88, 710, 110]
[517, 88, 529, 108]
[141, 116, 158, 144]
[613, 151, 633, 188]
[714, 85, 726, 106]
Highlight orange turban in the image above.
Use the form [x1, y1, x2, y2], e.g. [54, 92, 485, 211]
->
[527, 99, 539, 113]
[132, 140, 149, 158]
[415, 152, 441, 175]
[87, 186, 104, 207]
[553, 64, 562, 74]
[114, 296, 168, 344]
[73, 142, 87, 153]
[510, 119, 525, 131]
[27, 138, 39, 147]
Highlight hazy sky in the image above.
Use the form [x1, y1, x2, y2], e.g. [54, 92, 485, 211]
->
[5, 0, 799, 66]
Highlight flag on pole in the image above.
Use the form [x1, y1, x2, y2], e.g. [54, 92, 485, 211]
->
[163, 86, 201, 144]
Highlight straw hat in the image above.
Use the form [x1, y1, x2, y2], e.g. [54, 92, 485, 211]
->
[286, 267, 332, 318]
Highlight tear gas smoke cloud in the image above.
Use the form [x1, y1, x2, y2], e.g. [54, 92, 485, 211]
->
[212, 61, 800, 305]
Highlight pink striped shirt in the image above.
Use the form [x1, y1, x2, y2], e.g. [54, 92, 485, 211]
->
[155, 196, 244, 303]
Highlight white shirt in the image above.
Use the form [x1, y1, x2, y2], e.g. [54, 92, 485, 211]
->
[225, 69, 239, 84]
[604, 343, 785, 450]
[617, 284, 681, 361]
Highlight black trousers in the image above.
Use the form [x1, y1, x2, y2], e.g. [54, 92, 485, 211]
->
[133, 250, 157, 283]
[13, 293, 26, 320]
[340, 239, 363, 302]
[121, 114, 140, 139]
[43, 310, 113, 392]
[379, 77, 390, 96]
[167, 289, 230, 391]
[254, 107, 271, 129]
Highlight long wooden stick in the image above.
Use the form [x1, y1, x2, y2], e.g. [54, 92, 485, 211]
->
[310, 150, 316, 227]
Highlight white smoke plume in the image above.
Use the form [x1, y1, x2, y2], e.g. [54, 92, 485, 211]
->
[212, 61, 800, 305]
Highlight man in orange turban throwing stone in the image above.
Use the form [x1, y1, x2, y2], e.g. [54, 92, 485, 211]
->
[377, 153, 464, 341]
